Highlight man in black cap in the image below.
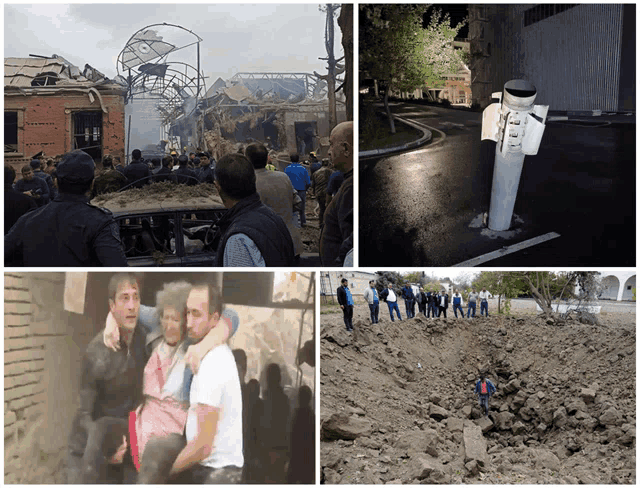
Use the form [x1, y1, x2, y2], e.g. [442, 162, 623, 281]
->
[5, 165, 37, 234]
[122, 149, 150, 188]
[5, 149, 128, 266]
[175, 154, 198, 185]
[31, 159, 57, 202]
[13, 165, 49, 207]
[212, 153, 294, 266]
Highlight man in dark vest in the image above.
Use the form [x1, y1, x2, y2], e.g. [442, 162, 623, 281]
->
[212, 153, 294, 267]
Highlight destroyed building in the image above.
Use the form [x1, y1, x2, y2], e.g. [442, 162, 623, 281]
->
[4, 56, 127, 175]
[169, 72, 347, 167]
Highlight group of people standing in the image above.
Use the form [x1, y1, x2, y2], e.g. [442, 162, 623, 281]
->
[5, 121, 353, 268]
[337, 280, 495, 331]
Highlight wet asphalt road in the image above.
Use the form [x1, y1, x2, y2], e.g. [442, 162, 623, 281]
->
[360, 103, 635, 267]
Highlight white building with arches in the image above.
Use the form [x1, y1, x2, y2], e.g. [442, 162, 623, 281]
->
[599, 271, 635, 301]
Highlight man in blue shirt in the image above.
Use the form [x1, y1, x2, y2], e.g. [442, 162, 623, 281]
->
[336, 278, 354, 332]
[363, 280, 380, 324]
[474, 374, 496, 417]
[284, 154, 311, 226]
[401, 283, 416, 319]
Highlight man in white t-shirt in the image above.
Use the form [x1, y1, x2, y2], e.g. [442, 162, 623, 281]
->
[380, 283, 402, 322]
[169, 282, 244, 483]
[479, 287, 493, 317]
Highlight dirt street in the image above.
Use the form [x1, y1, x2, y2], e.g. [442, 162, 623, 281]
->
[320, 301, 635, 484]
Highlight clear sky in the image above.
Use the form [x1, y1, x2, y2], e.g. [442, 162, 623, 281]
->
[4, 4, 344, 86]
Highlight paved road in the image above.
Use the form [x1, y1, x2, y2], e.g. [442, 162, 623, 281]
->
[360, 102, 635, 266]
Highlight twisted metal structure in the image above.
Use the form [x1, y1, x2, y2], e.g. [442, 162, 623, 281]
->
[116, 23, 206, 123]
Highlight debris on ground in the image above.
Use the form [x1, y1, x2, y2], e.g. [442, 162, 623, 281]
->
[320, 305, 636, 484]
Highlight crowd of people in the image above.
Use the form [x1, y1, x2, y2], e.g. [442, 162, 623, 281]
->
[68, 273, 314, 484]
[5, 121, 353, 267]
[339, 280, 495, 332]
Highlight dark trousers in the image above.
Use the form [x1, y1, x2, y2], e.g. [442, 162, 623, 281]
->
[453, 304, 464, 318]
[404, 299, 415, 318]
[387, 301, 402, 321]
[137, 434, 187, 484]
[173, 465, 243, 484]
[480, 300, 489, 316]
[368, 303, 379, 323]
[427, 303, 437, 317]
[68, 416, 134, 484]
[438, 306, 447, 318]
[342, 305, 354, 330]
[297, 190, 307, 225]
[467, 302, 477, 317]
[418, 302, 427, 316]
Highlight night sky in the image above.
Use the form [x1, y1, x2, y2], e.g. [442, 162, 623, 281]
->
[423, 4, 469, 39]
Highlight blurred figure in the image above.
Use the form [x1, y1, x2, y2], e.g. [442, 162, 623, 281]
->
[244, 378, 264, 483]
[260, 363, 290, 483]
[287, 385, 314, 484]
[5, 165, 36, 234]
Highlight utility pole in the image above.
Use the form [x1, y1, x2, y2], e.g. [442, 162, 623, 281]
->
[315, 4, 344, 132]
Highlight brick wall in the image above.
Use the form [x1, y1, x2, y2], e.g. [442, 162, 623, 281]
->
[5, 87, 126, 174]
[4, 273, 48, 440]
[4, 272, 95, 483]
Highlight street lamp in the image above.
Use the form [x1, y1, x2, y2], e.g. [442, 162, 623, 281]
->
[481, 80, 548, 231]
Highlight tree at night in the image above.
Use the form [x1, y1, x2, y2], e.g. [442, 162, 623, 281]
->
[360, 5, 467, 133]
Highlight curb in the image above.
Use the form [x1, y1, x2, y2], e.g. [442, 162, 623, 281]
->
[359, 113, 433, 159]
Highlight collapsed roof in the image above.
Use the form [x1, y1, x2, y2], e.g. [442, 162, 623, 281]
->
[4, 55, 125, 89]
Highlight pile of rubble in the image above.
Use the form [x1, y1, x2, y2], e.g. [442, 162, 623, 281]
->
[320, 306, 636, 484]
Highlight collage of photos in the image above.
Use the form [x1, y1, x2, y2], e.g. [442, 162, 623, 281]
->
[3, 2, 636, 487]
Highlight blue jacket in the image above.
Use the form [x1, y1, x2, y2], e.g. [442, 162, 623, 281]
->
[475, 379, 496, 396]
[284, 163, 311, 191]
[401, 286, 415, 300]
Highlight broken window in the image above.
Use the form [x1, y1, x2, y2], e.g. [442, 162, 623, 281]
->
[5, 111, 18, 153]
[72, 111, 102, 161]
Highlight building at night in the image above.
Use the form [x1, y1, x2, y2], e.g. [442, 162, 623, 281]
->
[468, 4, 635, 111]
[4, 56, 127, 175]
[423, 38, 472, 106]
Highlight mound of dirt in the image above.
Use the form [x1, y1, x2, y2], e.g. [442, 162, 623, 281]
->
[320, 306, 635, 484]
[91, 182, 223, 209]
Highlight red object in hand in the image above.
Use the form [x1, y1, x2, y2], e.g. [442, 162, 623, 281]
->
[129, 411, 140, 471]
